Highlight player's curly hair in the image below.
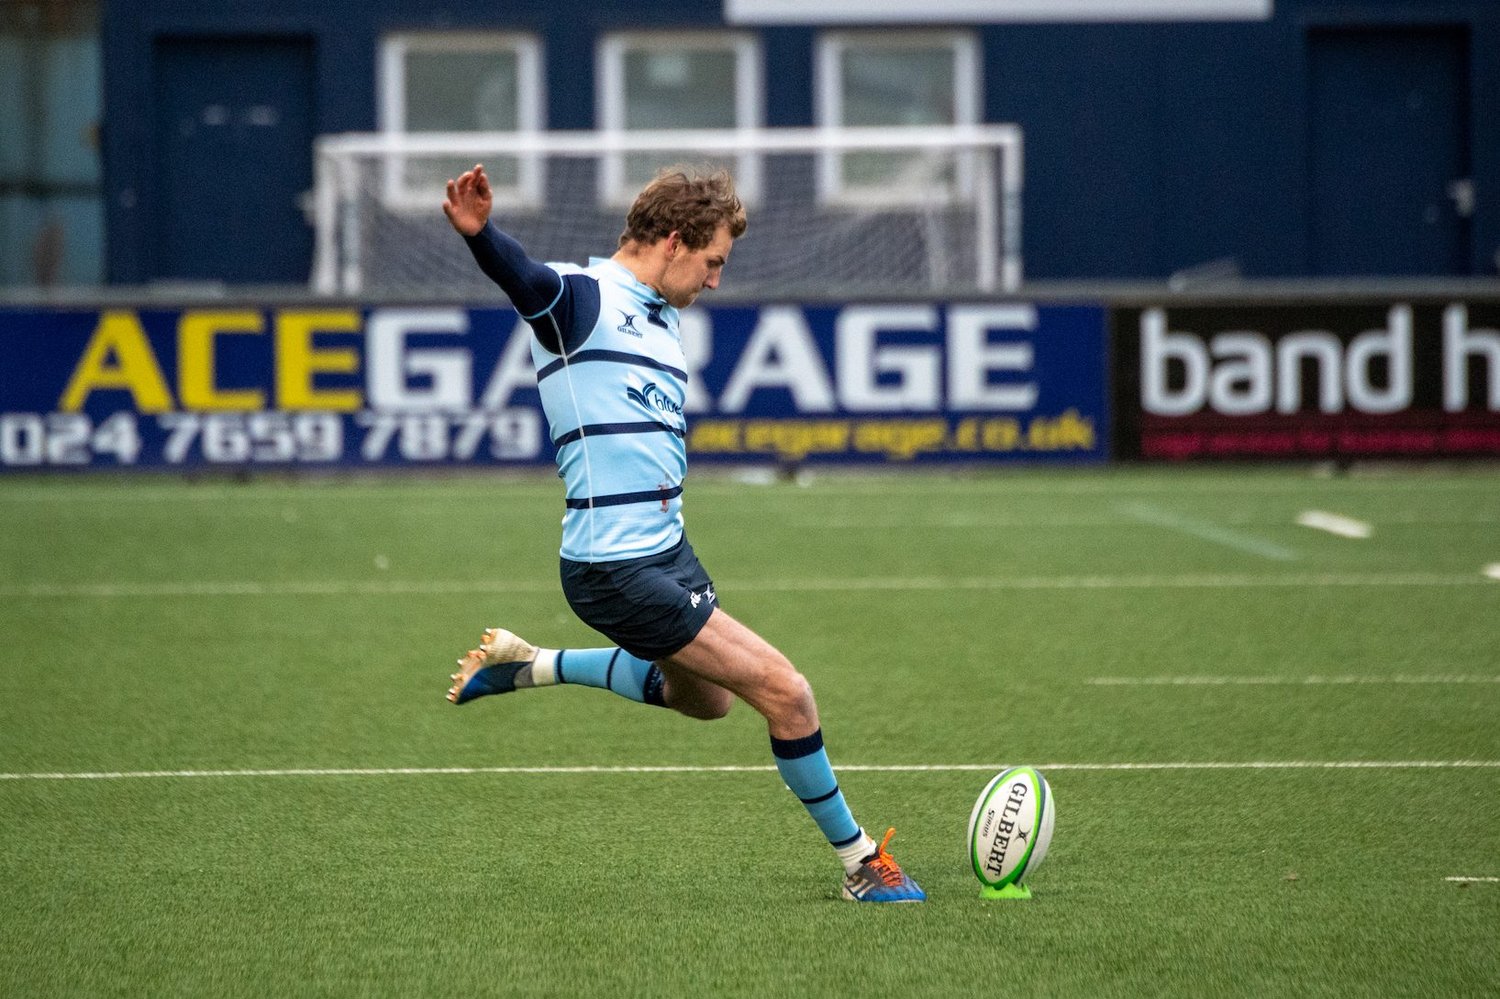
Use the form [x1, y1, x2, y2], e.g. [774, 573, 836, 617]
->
[618, 167, 747, 250]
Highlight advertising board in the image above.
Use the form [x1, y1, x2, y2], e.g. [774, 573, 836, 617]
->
[0, 302, 1108, 470]
[1113, 301, 1500, 460]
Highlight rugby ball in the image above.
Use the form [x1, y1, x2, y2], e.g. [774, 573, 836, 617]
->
[967, 766, 1055, 890]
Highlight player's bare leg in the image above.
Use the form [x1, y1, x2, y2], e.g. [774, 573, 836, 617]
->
[660, 609, 815, 738]
[662, 608, 924, 902]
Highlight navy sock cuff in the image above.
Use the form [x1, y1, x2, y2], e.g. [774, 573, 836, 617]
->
[770, 729, 824, 760]
[642, 664, 667, 708]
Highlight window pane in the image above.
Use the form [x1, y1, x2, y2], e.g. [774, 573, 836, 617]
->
[400, 48, 523, 192]
[623, 49, 737, 129]
[833, 42, 961, 193]
[0, 37, 26, 179]
[0, 195, 102, 286]
[41, 36, 100, 184]
[405, 50, 520, 132]
[602, 36, 758, 204]
[48, 195, 105, 284]
[0, 197, 33, 286]
[841, 47, 955, 126]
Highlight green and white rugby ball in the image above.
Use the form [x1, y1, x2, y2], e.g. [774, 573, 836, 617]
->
[967, 766, 1055, 890]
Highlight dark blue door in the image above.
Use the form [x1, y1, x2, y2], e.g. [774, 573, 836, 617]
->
[153, 37, 316, 284]
[1308, 27, 1472, 276]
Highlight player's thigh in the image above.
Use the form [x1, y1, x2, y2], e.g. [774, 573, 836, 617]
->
[663, 608, 799, 699]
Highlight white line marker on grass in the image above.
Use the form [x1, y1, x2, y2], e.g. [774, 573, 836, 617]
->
[18, 571, 1490, 601]
[1089, 675, 1500, 686]
[1445, 877, 1500, 883]
[4, 760, 1499, 782]
[1117, 502, 1298, 560]
[1485, 564, 1500, 581]
[1296, 510, 1372, 539]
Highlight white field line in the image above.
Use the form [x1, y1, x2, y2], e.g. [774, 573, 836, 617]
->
[0, 580, 556, 599]
[1296, 510, 1373, 539]
[3, 482, 1495, 528]
[1089, 675, 1500, 687]
[5, 475, 1500, 505]
[1445, 877, 1500, 883]
[1376, 512, 1499, 525]
[4, 571, 1491, 601]
[784, 514, 1125, 529]
[11, 504, 1497, 530]
[0, 482, 565, 504]
[1486, 564, 1500, 581]
[1116, 502, 1298, 560]
[4, 760, 1499, 782]
[791, 512, 1499, 529]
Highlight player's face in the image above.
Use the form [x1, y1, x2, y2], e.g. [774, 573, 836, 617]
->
[661, 225, 734, 308]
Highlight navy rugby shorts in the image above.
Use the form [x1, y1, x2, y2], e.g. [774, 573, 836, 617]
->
[559, 536, 720, 662]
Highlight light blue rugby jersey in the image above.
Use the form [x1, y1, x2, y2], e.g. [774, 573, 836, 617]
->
[530, 257, 688, 563]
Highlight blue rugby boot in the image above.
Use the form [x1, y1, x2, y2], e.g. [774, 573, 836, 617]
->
[842, 828, 926, 903]
[447, 628, 539, 704]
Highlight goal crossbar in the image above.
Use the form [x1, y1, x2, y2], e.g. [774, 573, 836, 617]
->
[311, 125, 1023, 298]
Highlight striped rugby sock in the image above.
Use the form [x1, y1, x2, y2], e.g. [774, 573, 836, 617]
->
[541, 647, 667, 707]
[771, 729, 875, 873]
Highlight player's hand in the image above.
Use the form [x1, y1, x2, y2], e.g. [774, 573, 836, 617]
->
[443, 164, 493, 236]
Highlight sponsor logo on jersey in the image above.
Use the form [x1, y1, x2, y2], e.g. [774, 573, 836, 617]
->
[626, 381, 683, 417]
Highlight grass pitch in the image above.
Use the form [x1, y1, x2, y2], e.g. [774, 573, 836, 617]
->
[2, 466, 1498, 997]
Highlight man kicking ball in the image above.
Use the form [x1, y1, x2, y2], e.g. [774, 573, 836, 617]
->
[442, 162, 923, 903]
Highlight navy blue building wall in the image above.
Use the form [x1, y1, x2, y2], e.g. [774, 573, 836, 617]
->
[101, 1, 1500, 285]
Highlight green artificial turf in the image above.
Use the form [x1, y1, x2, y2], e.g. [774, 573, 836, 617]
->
[2, 467, 1497, 997]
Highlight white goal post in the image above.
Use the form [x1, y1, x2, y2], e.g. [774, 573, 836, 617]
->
[311, 125, 1023, 298]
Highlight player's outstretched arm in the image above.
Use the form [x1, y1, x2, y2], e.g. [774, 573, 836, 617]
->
[443, 163, 588, 348]
[443, 164, 492, 237]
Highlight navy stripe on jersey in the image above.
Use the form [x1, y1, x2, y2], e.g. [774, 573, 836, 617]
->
[565, 485, 684, 510]
[535, 349, 688, 384]
[552, 421, 686, 449]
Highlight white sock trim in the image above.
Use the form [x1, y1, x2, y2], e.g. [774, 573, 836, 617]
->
[836, 830, 877, 875]
[531, 648, 558, 686]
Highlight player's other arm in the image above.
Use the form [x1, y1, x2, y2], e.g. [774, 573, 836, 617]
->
[443, 164, 597, 353]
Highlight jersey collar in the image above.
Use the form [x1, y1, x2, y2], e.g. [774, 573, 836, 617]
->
[591, 256, 675, 317]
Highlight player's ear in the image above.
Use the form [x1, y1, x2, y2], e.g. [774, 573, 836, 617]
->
[663, 231, 683, 258]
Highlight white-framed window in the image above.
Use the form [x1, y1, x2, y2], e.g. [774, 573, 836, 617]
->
[378, 32, 544, 210]
[816, 30, 981, 205]
[597, 31, 763, 206]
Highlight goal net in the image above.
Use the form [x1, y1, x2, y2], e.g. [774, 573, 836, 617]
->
[311, 125, 1022, 299]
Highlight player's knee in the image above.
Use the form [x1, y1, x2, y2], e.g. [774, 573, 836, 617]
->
[763, 664, 815, 721]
